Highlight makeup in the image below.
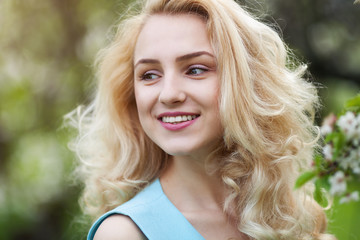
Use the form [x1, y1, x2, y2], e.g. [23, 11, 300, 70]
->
[158, 112, 199, 131]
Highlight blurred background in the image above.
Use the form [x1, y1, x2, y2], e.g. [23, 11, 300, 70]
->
[0, 0, 359, 239]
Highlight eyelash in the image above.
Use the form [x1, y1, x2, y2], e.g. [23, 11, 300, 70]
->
[140, 71, 160, 81]
[186, 65, 209, 76]
[139, 65, 209, 81]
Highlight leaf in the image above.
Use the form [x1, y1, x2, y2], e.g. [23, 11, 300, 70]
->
[318, 175, 331, 190]
[345, 94, 360, 108]
[295, 171, 317, 189]
[325, 131, 346, 159]
[345, 106, 360, 113]
[314, 178, 329, 207]
[345, 94, 360, 113]
[324, 132, 338, 144]
[332, 131, 346, 159]
[314, 154, 324, 169]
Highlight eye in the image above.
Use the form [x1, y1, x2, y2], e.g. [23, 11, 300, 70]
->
[186, 66, 208, 76]
[141, 71, 160, 81]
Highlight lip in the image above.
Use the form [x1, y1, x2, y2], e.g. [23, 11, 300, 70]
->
[157, 112, 199, 131]
[157, 111, 199, 118]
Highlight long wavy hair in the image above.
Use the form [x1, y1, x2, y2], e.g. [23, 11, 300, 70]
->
[67, 0, 335, 239]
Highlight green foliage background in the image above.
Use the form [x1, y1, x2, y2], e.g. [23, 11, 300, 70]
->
[0, 0, 359, 239]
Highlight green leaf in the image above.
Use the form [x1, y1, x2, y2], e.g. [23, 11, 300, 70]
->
[295, 171, 317, 189]
[314, 178, 329, 207]
[345, 94, 360, 113]
[314, 154, 324, 169]
[344, 106, 360, 113]
[324, 132, 339, 144]
[318, 175, 331, 190]
[332, 131, 346, 159]
[325, 131, 346, 159]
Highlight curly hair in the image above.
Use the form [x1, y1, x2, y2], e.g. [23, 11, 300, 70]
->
[67, 0, 336, 239]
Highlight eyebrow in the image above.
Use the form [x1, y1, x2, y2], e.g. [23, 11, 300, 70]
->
[175, 51, 214, 62]
[134, 51, 214, 68]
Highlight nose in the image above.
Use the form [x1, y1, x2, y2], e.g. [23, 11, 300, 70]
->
[158, 74, 186, 105]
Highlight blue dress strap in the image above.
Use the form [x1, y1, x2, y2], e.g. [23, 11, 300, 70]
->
[87, 179, 205, 240]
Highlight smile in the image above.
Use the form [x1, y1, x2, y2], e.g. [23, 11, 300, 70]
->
[161, 115, 198, 124]
[158, 113, 200, 131]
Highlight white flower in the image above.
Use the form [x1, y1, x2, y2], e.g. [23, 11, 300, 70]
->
[320, 124, 332, 136]
[321, 113, 336, 136]
[339, 148, 360, 174]
[356, 114, 360, 125]
[339, 156, 353, 170]
[339, 191, 359, 204]
[354, 114, 360, 141]
[329, 171, 347, 196]
[323, 144, 333, 160]
[351, 161, 360, 174]
[337, 111, 358, 140]
[353, 138, 360, 146]
[339, 149, 356, 168]
[337, 111, 355, 128]
[353, 166, 360, 174]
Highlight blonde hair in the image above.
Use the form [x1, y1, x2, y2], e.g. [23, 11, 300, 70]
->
[68, 0, 335, 239]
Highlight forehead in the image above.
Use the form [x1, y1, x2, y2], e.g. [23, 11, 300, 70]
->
[134, 14, 213, 61]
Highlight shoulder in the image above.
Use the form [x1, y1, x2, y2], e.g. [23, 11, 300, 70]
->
[93, 214, 146, 240]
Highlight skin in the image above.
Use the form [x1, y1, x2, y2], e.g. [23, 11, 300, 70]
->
[94, 14, 244, 240]
[133, 16, 223, 159]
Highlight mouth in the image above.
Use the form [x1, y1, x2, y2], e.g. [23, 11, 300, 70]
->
[159, 114, 200, 124]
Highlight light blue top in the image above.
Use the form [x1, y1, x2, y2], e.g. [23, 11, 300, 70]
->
[87, 179, 205, 240]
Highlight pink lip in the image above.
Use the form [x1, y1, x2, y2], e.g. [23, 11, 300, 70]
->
[157, 112, 199, 131]
[157, 112, 198, 118]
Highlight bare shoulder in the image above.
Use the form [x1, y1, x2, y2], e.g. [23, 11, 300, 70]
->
[93, 214, 146, 240]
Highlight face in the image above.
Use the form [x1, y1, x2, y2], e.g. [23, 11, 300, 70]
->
[133, 14, 223, 158]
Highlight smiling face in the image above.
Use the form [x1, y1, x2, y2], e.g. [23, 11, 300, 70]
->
[133, 14, 223, 158]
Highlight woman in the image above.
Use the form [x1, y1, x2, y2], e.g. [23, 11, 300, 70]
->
[69, 0, 335, 239]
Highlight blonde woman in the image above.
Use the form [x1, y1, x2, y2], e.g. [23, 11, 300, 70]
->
[70, 0, 336, 239]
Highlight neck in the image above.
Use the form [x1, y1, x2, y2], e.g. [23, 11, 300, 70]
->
[160, 154, 228, 212]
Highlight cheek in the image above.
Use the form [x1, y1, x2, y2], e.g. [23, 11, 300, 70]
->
[205, 84, 220, 110]
[134, 85, 154, 123]
[134, 86, 145, 119]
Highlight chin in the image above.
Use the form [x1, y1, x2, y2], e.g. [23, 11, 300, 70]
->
[160, 147, 195, 157]
[158, 142, 216, 158]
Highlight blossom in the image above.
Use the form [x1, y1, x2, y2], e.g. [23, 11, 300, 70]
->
[320, 124, 332, 136]
[353, 166, 360, 174]
[323, 144, 333, 160]
[329, 171, 347, 196]
[320, 113, 337, 135]
[337, 111, 359, 140]
[298, 96, 360, 205]
[339, 191, 359, 204]
[351, 160, 360, 174]
[338, 148, 360, 175]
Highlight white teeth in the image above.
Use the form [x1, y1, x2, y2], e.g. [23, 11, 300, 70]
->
[161, 115, 197, 124]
